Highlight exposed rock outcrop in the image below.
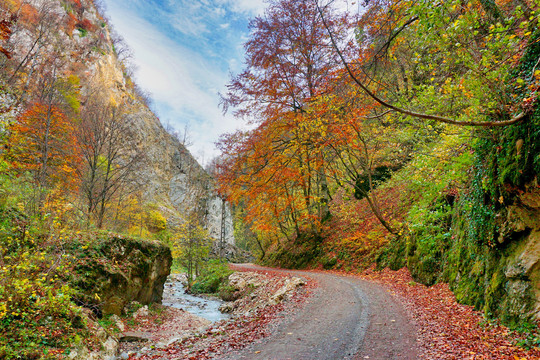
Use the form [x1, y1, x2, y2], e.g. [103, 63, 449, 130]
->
[219, 271, 306, 316]
[91, 25, 235, 246]
[499, 182, 540, 320]
[70, 236, 172, 316]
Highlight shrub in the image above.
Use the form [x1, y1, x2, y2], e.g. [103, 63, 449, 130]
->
[190, 261, 232, 295]
[0, 209, 87, 359]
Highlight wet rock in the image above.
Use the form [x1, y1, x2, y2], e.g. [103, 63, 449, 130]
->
[119, 331, 152, 343]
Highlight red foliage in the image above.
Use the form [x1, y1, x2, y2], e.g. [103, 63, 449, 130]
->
[65, 12, 77, 35]
[68, 0, 82, 8]
[0, 17, 14, 58]
[355, 267, 540, 359]
[77, 18, 95, 32]
[322, 185, 410, 269]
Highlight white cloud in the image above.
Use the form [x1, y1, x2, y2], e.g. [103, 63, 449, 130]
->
[216, 0, 266, 15]
[102, 1, 247, 162]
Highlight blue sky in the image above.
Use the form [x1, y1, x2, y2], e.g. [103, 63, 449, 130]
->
[100, 0, 267, 164]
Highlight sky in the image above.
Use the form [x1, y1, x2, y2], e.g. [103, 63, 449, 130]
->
[99, 0, 356, 166]
[100, 0, 268, 165]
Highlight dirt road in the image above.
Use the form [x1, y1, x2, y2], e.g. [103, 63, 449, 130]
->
[220, 265, 418, 360]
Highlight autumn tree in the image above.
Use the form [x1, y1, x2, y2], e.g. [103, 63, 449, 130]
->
[6, 65, 82, 212]
[76, 93, 145, 228]
[219, 0, 350, 242]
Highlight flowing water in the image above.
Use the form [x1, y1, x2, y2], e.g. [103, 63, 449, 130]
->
[162, 274, 230, 322]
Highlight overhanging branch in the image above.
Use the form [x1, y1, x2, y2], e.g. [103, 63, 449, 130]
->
[315, 1, 528, 127]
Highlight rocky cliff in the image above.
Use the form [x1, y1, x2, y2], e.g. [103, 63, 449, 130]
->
[115, 97, 235, 245]
[78, 0, 235, 244]
[2, 0, 234, 242]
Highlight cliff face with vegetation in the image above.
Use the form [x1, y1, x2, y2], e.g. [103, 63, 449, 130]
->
[1, 0, 233, 241]
[66, 234, 172, 316]
[90, 12, 234, 245]
[378, 36, 540, 326]
[0, 0, 232, 358]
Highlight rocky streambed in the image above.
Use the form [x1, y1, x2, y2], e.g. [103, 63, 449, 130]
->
[162, 274, 231, 322]
[115, 269, 308, 359]
[67, 269, 308, 359]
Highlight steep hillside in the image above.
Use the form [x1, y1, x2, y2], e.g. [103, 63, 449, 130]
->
[1, 0, 234, 243]
[215, 0, 540, 331]
[0, 0, 234, 358]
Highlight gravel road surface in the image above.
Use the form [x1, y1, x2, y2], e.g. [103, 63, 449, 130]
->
[220, 265, 417, 360]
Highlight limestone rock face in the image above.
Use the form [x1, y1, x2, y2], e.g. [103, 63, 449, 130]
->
[88, 2, 235, 246]
[502, 183, 540, 319]
[123, 105, 235, 245]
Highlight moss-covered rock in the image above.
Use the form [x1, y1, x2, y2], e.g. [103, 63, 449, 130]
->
[377, 29, 540, 326]
[66, 234, 172, 316]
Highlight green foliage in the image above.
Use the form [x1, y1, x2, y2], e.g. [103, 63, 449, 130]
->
[513, 322, 540, 350]
[400, 0, 534, 122]
[218, 284, 241, 302]
[76, 27, 88, 37]
[145, 209, 167, 233]
[171, 220, 212, 287]
[376, 130, 473, 281]
[190, 260, 232, 295]
[378, 28, 540, 324]
[473, 28, 540, 199]
[439, 31, 540, 325]
[232, 206, 260, 256]
[320, 254, 338, 270]
[57, 75, 81, 114]
[0, 208, 87, 359]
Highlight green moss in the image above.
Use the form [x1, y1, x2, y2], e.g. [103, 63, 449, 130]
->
[375, 235, 407, 270]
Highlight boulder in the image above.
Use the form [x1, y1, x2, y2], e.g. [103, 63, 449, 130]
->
[71, 236, 172, 316]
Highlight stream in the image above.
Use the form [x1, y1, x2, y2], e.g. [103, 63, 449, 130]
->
[162, 274, 230, 322]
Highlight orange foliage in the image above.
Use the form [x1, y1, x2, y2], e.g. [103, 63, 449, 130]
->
[8, 103, 80, 190]
[65, 12, 78, 35]
[19, 3, 38, 25]
[323, 184, 410, 269]
[218, 112, 328, 241]
[78, 18, 95, 32]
